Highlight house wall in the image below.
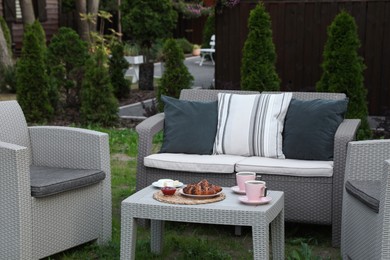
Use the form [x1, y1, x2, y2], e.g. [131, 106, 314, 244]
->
[215, 0, 390, 116]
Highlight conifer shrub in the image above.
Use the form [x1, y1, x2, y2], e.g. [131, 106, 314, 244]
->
[47, 27, 89, 112]
[316, 11, 371, 140]
[0, 15, 12, 56]
[202, 14, 215, 49]
[80, 48, 119, 126]
[16, 21, 53, 123]
[241, 2, 280, 92]
[157, 38, 194, 111]
[109, 42, 131, 99]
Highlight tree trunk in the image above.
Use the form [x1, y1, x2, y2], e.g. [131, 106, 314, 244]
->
[87, 0, 99, 32]
[0, 25, 12, 67]
[139, 62, 154, 90]
[20, 0, 35, 25]
[75, 0, 89, 42]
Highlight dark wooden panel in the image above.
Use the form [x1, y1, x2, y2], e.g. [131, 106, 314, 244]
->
[216, 0, 390, 115]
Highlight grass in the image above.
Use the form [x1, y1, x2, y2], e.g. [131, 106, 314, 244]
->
[41, 126, 341, 260]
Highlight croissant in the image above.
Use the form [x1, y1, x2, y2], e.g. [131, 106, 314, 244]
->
[183, 179, 222, 195]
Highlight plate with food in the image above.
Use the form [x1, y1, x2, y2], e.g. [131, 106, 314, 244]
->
[152, 179, 183, 188]
[179, 179, 223, 198]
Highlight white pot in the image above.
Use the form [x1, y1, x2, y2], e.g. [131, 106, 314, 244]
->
[125, 55, 144, 64]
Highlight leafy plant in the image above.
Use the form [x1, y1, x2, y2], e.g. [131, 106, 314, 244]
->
[16, 20, 53, 123]
[47, 27, 89, 114]
[157, 38, 194, 111]
[240, 2, 280, 92]
[80, 48, 119, 126]
[123, 43, 140, 56]
[316, 11, 371, 140]
[175, 38, 193, 54]
[202, 14, 215, 50]
[109, 42, 131, 99]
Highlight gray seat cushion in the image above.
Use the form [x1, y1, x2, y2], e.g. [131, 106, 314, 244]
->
[30, 165, 105, 198]
[345, 180, 381, 213]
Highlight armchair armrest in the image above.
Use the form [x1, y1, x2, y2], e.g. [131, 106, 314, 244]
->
[135, 113, 165, 190]
[0, 141, 33, 258]
[29, 126, 110, 172]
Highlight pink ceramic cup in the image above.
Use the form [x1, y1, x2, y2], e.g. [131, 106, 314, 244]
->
[245, 180, 266, 201]
[236, 172, 256, 191]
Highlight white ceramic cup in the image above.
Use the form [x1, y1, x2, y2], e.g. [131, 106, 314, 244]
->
[245, 180, 267, 201]
[236, 172, 256, 191]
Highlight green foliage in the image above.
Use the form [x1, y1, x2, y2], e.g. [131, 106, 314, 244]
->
[202, 14, 215, 49]
[157, 38, 194, 111]
[0, 15, 12, 55]
[47, 27, 89, 112]
[241, 2, 280, 92]
[316, 11, 371, 140]
[121, 0, 178, 52]
[80, 48, 119, 126]
[16, 21, 53, 123]
[175, 38, 193, 54]
[0, 64, 16, 93]
[109, 42, 131, 99]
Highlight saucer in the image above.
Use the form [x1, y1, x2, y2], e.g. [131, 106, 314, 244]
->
[231, 186, 246, 194]
[238, 196, 272, 205]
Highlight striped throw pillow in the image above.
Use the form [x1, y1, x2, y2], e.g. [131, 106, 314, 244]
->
[213, 92, 292, 158]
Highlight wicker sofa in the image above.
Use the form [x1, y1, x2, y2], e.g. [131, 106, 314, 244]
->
[136, 89, 360, 247]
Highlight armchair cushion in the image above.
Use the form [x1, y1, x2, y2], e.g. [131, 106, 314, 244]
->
[283, 98, 348, 161]
[30, 166, 105, 198]
[160, 95, 218, 155]
[345, 180, 380, 213]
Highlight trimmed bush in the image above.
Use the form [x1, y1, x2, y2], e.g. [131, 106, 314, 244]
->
[47, 27, 89, 112]
[109, 42, 131, 99]
[241, 2, 280, 92]
[16, 21, 53, 123]
[80, 47, 119, 126]
[157, 38, 194, 111]
[316, 11, 371, 140]
[175, 38, 193, 54]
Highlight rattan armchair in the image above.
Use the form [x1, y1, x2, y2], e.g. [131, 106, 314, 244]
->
[341, 140, 390, 259]
[136, 89, 360, 247]
[0, 101, 112, 259]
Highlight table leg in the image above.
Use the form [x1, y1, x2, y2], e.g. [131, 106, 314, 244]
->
[120, 215, 137, 260]
[271, 208, 285, 260]
[151, 220, 164, 254]
[252, 223, 269, 260]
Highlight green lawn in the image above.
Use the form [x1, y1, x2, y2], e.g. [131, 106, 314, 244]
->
[42, 126, 340, 260]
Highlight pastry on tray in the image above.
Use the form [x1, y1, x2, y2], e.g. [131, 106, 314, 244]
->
[183, 179, 222, 195]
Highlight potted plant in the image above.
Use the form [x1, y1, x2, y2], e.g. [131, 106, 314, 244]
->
[192, 44, 201, 56]
[123, 43, 144, 65]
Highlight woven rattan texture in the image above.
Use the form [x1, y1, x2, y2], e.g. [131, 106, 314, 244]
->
[153, 190, 226, 204]
[341, 140, 390, 259]
[136, 89, 360, 247]
[121, 187, 284, 259]
[0, 101, 112, 259]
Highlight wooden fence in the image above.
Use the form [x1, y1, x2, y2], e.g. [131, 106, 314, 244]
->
[215, 0, 390, 116]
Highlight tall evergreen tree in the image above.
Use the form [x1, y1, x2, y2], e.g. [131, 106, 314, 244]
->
[316, 11, 371, 140]
[241, 2, 280, 92]
[157, 38, 193, 111]
[16, 20, 53, 123]
[80, 47, 119, 126]
[109, 42, 131, 99]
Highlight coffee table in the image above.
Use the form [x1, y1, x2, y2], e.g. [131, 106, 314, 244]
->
[120, 186, 284, 260]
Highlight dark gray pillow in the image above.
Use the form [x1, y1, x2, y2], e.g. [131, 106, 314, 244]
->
[160, 95, 218, 155]
[283, 98, 348, 161]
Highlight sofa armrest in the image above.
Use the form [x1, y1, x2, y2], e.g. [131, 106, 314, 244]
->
[0, 141, 33, 258]
[135, 113, 165, 190]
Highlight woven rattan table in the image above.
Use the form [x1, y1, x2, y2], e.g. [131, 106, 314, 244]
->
[120, 186, 284, 259]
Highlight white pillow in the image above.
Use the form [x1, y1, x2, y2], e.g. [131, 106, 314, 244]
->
[213, 92, 292, 158]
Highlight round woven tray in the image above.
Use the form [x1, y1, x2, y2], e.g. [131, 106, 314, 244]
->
[153, 190, 226, 205]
